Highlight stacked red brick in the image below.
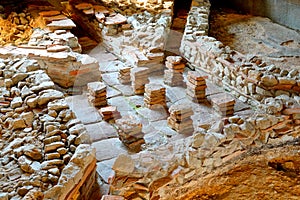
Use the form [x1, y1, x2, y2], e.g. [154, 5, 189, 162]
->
[186, 71, 207, 103]
[99, 106, 121, 122]
[87, 82, 107, 107]
[144, 84, 166, 109]
[39, 10, 76, 31]
[116, 116, 145, 151]
[118, 66, 131, 85]
[164, 56, 185, 86]
[131, 67, 149, 95]
[211, 95, 235, 116]
[167, 104, 194, 134]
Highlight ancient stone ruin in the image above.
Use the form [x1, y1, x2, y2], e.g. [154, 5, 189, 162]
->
[0, 0, 299, 199]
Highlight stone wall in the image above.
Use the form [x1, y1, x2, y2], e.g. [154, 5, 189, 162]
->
[0, 56, 97, 199]
[180, 0, 300, 107]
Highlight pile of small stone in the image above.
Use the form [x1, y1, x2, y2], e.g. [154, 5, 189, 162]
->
[0, 10, 34, 45]
[87, 81, 107, 107]
[167, 104, 194, 134]
[144, 83, 166, 109]
[115, 115, 145, 151]
[118, 65, 131, 85]
[164, 56, 185, 86]
[131, 67, 149, 95]
[186, 71, 207, 103]
[211, 95, 235, 116]
[99, 105, 121, 122]
[27, 28, 81, 53]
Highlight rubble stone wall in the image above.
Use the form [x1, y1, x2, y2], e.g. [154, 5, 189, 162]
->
[180, 0, 300, 107]
[0, 56, 96, 199]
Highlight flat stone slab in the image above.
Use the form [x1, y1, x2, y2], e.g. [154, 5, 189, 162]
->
[66, 95, 102, 124]
[127, 96, 144, 108]
[166, 86, 187, 103]
[234, 98, 251, 112]
[105, 13, 127, 25]
[39, 10, 60, 17]
[99, 61, 125, 73]
[107, 86, 122, 99]
[85, 121, 118, 142]
[96, 159, 116, 183]
[75, 106, 102, 124]
[136, 107, 168, 122]
[114, 85, 134, 96]
[47, 19, 76, 30]
[143, 131, 168, 150]
[108, 96, 135, 116]
[88, 45, 117, 63]
[149, 120, 179, 137]
[92, 138, 129, 161]
[102, 72, 120, 86]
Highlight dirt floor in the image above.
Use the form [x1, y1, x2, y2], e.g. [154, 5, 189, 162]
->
[209, 8, 300, 71]
[161, 143, 300, 200]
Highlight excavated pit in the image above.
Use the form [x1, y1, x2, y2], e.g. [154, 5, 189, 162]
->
[1, 0, 300, 199]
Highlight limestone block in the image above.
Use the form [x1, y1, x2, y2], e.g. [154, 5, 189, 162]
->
[23, 144, 42, 160]
[10, 118, 26, 130]
[192, 132, 205, 148]
[44, 142, 65, 153]
[37, 89, 64, 106]
[18, 155, 34, 173]
[260, 74, 278, 87]
[256, 117, 272, 130]
[20, 112, 34, 127]
[11, 96, 23, 108]
[113, 154, 135, 175]
[0, 193, 8, 200]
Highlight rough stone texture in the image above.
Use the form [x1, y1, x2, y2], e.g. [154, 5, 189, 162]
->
[0, 57, 96, 200]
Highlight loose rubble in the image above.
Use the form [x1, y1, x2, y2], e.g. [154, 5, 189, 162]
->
[0, 9, 35, 45]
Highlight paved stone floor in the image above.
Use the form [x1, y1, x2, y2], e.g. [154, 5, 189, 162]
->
[65, 45, 254, 195]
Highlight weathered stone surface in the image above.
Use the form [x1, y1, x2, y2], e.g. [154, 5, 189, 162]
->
[23, 145, 42, 160]
[10, 118, 27, 130]
[113, 154, 135, 175]
[37, 89, 64, 105]
[44, 142, 65, 153]
[260, 74, 278, 87]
